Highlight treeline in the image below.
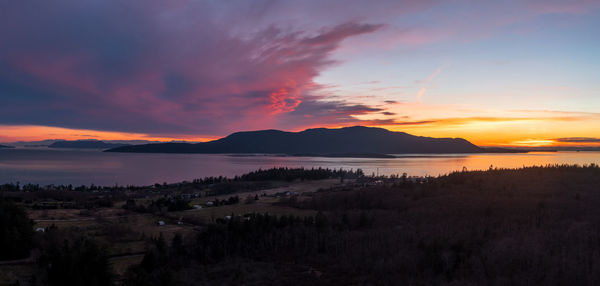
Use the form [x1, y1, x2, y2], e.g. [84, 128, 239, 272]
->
[124, 195, 242, 214]
[123, 197, 192, 213]
[0, 200, 113, 285]
[124, 164, 600, 285]
[123, 212, 370, 285]
[1, 191, 117, 210]
[1, 167, 365, 194]
[36, 230, 113, 286]
[210, 195, 240, 206]
[0, 199, 34, 260]
[239, 167, 364, 181]
[188, 167, 364, 188]
[0, 183, 148, 192]
[123, 233, 186, 286]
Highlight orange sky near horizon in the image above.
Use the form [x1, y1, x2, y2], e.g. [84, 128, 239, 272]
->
[2, 118, 599, 148]
[0, 125, 219, 143]
[2, 1, 599, 149]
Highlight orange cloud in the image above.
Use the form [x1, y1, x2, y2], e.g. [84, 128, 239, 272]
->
[0, 125, 216, 143]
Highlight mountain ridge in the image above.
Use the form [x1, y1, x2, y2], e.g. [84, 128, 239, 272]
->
[105, 126, 486, 155]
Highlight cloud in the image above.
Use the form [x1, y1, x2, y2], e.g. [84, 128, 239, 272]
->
[511, 109, 600, 117]
[381, 116, 584, 127]
[554, 137, 600, 143]
[0, 1, 387, 136]
[384, 100, 402, 105]
[416, 66, 443, 102]
[274, 99, 389, 129]
[0, 0, 596, 139]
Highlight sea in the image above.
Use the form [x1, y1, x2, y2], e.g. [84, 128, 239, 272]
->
[1, 148, 599, 186]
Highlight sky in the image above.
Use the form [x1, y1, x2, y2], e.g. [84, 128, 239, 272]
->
[1, 0, 599, 146]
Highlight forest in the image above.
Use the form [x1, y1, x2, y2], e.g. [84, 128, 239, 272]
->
[1, 164, 600, 285]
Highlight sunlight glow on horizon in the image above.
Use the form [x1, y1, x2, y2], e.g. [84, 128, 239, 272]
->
[0, 125, 218, 143]
[3, 122, 599, 148]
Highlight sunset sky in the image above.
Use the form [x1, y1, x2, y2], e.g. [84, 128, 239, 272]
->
[1, 0, 599, 146]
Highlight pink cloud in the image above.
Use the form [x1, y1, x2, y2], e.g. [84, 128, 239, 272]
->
[1, 0, 594, 138]
[0, 1, 386, 136]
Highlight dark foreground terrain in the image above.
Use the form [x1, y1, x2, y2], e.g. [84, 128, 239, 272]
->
[1, 165, 600, 285]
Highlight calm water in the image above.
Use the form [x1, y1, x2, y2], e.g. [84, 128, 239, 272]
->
[1, 148, 599, 186]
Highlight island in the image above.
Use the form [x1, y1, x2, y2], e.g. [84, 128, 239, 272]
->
[48, 140, 130, 149]
[106, 126, 515, 156]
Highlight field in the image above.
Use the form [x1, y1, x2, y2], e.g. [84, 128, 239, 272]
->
[0, 173, 344, 285]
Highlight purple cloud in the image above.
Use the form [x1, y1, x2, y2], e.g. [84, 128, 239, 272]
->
[1, 0, 593, 138]
[0, 1, 393, 136]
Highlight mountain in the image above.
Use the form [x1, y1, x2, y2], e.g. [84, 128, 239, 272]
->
[106, 126, 484, 155]
[0, 144, 15, 149]
[49, 140, 131, 149]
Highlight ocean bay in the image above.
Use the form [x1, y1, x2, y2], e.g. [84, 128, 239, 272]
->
[1, 148, 599, 186]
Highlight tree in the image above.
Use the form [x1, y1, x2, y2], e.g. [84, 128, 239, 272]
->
[123, 233, 178, 286]
[42, 237, 113, 286]
[0, 199, 34, 260]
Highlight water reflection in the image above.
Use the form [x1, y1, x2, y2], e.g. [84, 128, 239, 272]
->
[1, 148, 599, 186]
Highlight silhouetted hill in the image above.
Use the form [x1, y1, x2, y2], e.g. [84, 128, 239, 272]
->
[49, 140, 130, 149]
[0, 144, 15, 149]
[106, 126, 484, 155]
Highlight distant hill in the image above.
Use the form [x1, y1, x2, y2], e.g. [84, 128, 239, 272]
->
[5, 139, 168, 147]
[49, 140, 130, 149]
[0, 144, 15, 149]
[5, 139, 64, 147]
[106, 126, 485, 155]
